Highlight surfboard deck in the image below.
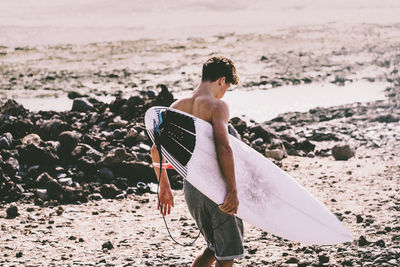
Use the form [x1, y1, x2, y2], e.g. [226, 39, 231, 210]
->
[145, 106, 352, 245]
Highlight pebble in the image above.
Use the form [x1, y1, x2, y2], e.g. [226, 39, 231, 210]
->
[358, 236, 369, 246]
[265, 149, 285, 161]
[102, 241, 114, 250]
[36, 189, 49, 201]
[332, 144, 355, 160]
[6, 205, 19, 218]
[58, 178, 73, 186]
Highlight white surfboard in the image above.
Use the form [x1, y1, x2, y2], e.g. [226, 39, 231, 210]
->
[145, 106, 353, 245]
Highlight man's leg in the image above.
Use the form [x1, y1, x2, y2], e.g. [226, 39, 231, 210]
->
[215, 259, 234, 267]
[192, 247, 216, 267]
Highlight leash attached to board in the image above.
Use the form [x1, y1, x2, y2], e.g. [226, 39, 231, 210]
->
[153, 110, 202, 247]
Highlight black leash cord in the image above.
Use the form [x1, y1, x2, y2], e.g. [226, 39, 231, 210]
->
[155, 133, 201, 246]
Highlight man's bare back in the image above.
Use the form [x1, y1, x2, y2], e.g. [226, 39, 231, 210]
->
[170, 90, 227, 124]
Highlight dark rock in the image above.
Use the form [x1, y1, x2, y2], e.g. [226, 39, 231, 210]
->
[26, 165, 43, 180]
[45, 179, 63, 200]
[123, 129, 139, 147]
[100, 184, 121, 199]
[82, 134, 103, 149]
[115, 161, 156, 185]
[0, 119, 33, 139]
[58, 131, 80, 153]
[375, 239, 386, 247]
[341, 259, 353, 266]
[136, 131, 149, 142]
[135, 182, 150, 194]
[112, 177, 129, 190]
[306, 152, 315, 158]
[372, 114, 399, 123]
[112, 129, 126, 139]
[77, 156, 97, 173]
[146, 90, 157, 99]
[156, 84, 174, 106]
[169, 174, 183, 190]
[265, 149, 285, 161]
[98, 148, 133, 168]
[15, 251, 23, 258]
[331, 75, 346, 86]
[21, 133, 41, 147]
[88, 193, 103, 201]
[71, 98, 93, 112]
[19, 143, 59, 165]
[249, 124, 277, 143]
[318, 254, 329, 263]
[2, 157, 19, 176]
[248, 248, 257, 255]
[294, 140, 315, 153]
[127, 95, 145, 109]
[59, 178, 73, 186]
[6, 205, 18, 218]
[356, 214, 363, 223]
[61, 186, 88, 203]
[358, 236, 369, 246]
[102, 241, 114, 250]
[35, 119, 68, 141]
[229, 117, 247, 135]
[309, 131, 340, 142]
[56, 206, 64, 215]
[67, 91, 87, 99]
[285, 257, 299, 264]
[315, 148, 331, 157]
[99, 167, 114, 181]
[35, 189, 49, 200]
[109, 97, 127, 113]
[332, 144, 355, 160]
[0, 132, 13, 149]
[228, 124, 241, 139]
[0, 99, 28, 116]
[72, 144, 103, 162]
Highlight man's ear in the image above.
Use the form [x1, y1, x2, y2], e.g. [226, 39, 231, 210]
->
[217, 76, 226, 86]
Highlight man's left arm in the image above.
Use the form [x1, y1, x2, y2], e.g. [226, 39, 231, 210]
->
[151, 145, 174, 215]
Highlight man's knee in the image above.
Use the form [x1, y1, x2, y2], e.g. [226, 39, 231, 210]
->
[202, 247, 215, 258]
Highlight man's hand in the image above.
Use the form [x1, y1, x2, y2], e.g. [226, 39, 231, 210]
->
[219, 190, 239, 215]
[158, 184, 174, 216]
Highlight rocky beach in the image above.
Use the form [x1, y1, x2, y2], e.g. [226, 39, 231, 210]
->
[1, 3, 400, 266]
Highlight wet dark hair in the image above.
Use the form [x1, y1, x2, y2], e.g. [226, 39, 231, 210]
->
[201, 56, 239, 85]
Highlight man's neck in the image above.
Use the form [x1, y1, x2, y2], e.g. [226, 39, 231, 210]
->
[195, 81, 222, 99]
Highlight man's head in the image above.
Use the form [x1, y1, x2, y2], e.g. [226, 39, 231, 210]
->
[201, 56, 239, 86]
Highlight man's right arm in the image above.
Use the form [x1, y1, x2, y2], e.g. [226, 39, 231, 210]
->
[212, 101, 239, 215]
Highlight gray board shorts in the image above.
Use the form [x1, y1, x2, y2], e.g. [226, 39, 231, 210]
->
[183, 179, 244, 260]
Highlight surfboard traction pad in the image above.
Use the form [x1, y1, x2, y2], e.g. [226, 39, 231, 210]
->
[155, 109, 196, 167]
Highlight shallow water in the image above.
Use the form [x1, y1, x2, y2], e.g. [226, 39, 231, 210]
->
[177, 81, 387, 122]
[10, 81, 387, 122]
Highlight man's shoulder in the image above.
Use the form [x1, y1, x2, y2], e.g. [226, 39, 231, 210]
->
[210, 99, 229, 123]
[212, 99, 229, 113]
[170, 97, 192, 112]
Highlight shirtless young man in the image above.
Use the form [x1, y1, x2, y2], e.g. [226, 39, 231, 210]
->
[151, 56, 243, 267]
